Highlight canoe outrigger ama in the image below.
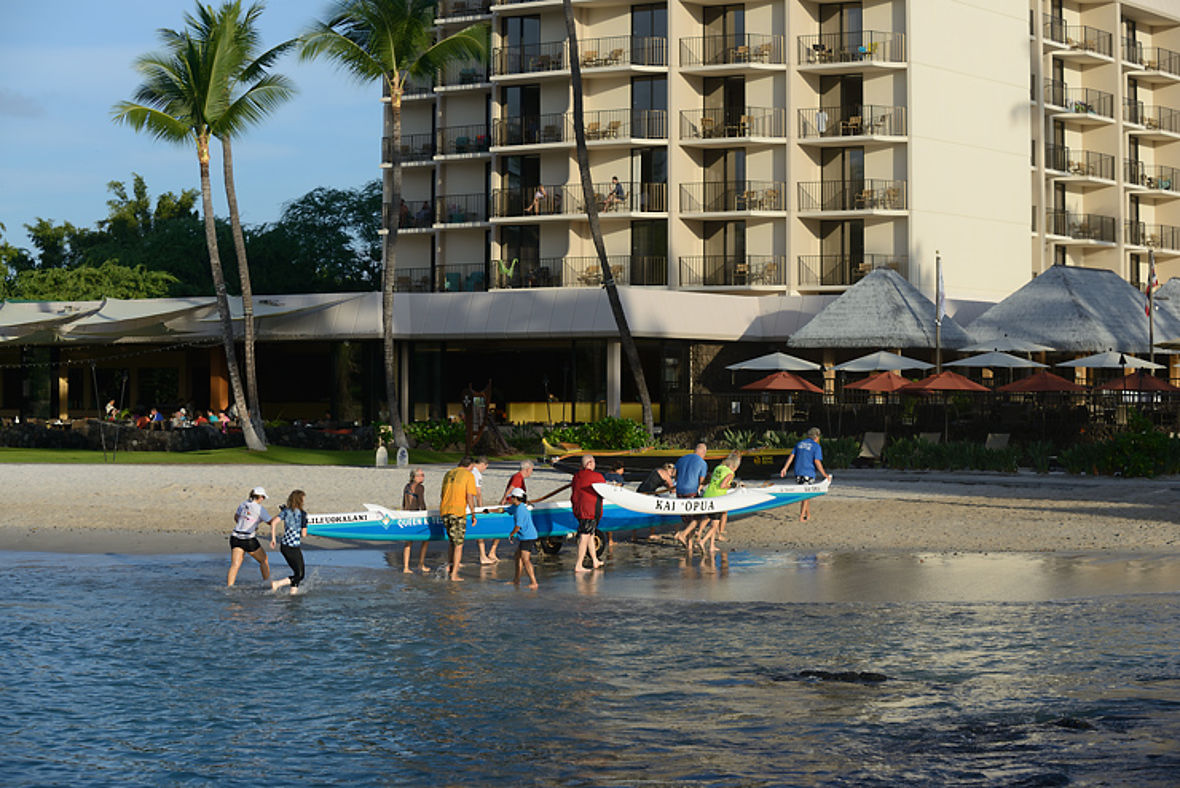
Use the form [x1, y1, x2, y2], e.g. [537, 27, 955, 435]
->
[307, 478, 831, 555]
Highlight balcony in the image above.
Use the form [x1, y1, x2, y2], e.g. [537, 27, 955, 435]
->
[435, 193, 488, 225]
[679, 255, 786, 288]
[1125, 222, 1180, 253]
[1126, 105, 1180, 140]
[437, 124, 490, 156]
[797, 104, 906, 142]
[1046, 210, 1116, 243]
[438, 61, 489, 90]
[680, 33, 784, 69]
[393, 267, 433, 292]
[492, 113, 570, 147]
[437, 0, 490, 19]
[1125, 161, 1179, 199]
[491, 182, 668, 218]
[577, 35, 667, 69]
[384, 133, 435, 165]
[492, 41, 567, 78]
[797, 254, 906, 289]
[797, 179, 907, 214]
[1043, 80, 1114, 123]
[562, 256, 668, 287]
[582, 108, 667, 141]
[1042, 16, 1112, 59]
[1043, 145, 1115, 184]
[437, 263, 488, 292]
[1124, 42, 1180, 84]
[797, 31, 905, 70]
[393, 201, 435, 230]
[679, 107, 785, 142]
[680, 181, 785, 214]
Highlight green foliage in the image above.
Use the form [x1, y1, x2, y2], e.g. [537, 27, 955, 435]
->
[1057, 411, 1180, 477]
[720, 428, 757, 450]
[504, 425, 543, 454]
[544, 417, 650, 450]
[8, 261, 178, 300]
[405, 419, 465, 450]
[883, 438, 1019, 472]
[821, 437, 860, 470]
[1021, 440, 1055, 474]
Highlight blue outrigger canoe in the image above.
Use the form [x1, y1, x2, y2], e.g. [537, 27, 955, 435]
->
[307, 479, 830, 542]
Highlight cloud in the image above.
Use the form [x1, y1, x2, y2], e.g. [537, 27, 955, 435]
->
[0, 88, 45, 118]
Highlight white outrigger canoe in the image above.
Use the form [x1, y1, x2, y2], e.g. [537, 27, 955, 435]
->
[306, 478, 830, 543]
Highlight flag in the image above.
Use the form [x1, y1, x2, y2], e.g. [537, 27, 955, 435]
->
[935, 257, 946, 325]
[1146, 250, 1158, 317]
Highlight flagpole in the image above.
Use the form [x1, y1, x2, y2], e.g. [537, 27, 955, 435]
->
[935, 251, 943, 373]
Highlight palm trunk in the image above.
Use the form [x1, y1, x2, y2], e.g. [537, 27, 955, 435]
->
[219, 135, 267, 448]
[197, 134, 266, 452]
[563, 0, 655, 437]
[381, 80, 408, 448]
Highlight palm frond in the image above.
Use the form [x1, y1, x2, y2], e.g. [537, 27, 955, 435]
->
[216, 73, 297, 135]
[111, 102, 195, 144]
[410, 22, 487, 78]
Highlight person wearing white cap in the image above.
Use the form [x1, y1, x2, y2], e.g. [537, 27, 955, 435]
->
[227, 486, 280, 587]
[506, 487, 539, 589]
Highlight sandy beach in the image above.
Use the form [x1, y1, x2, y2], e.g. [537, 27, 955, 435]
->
[1, 461, 1178, 555]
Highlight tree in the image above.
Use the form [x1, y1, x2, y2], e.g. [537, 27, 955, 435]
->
[9, 261, 178, 300]
[562, 0, 655, 437]
[179, 1, 296, 435]
[112, 12, 267, 451]
[301, 0, 487, 448]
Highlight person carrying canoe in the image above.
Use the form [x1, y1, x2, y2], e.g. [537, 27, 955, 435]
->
[697, 452, 742, 552]
[779, 427, 831, 522]
[440, 457, 479, 581]
[673, 442, 709, 547]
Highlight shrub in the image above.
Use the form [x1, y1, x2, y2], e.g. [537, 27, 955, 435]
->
[822, 437, 860, 470]
[544, 417, 650, 450]
[504, 425, 543, 454]
[1058, 411, 1180, 477]
[720, 428, 757, 450]
[404, 420, 465, 450]
[1021, 440, 1055, 473]
[883, 438, 1017, 472]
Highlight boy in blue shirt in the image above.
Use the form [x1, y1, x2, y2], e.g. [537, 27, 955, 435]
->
[506, 487, 539, 588]
[779, 427, 831, 522]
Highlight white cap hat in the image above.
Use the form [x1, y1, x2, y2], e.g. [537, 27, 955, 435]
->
[509, 487, 526, 499]
[251, 486, 268, 498]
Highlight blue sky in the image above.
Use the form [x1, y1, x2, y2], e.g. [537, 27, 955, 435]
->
[0, 0, 379, 253]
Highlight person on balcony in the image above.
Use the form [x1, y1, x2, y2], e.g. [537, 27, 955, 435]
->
[525, 184, 547, 214]
[603, 176, 625, 211]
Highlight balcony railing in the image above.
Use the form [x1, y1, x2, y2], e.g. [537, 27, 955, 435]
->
[1043, 16, 1112, 56]
[680, 181, 785, 213]
[680, 33, 784, 66]
[438, 124, 490, 155]
[797, 179, 907, 212]
[393, 267, 433, 292]
[680, 106, 785, 139]
[492, 113, 571, 146]
[394, 201, 435, 229]
[439, 61, 489, 87]
[1129, 105, 1180, 134]
[491, 257, 562, 289]
[437, 263, 487, 292]
[798, 104, 906, 138]
[493, 41, 567, 76]
[583, 108, 667, 140]
[679, 255, 786, 287]
[1124, 40, 1180, 76]
[435, 193, 488, 224]
[561, 256, 667, 287]
[1125, 161, 1179, 192]
[1046, 210, 1116, 242]
[491, 182, 668, 217]
[437, 0, 490, 18]
[384, 133, 435, 164]
[1043, 80, 1114, 117]
[797, 30, 905, 65]
[577, 35, 668, 67]
[1125, 222, 1180, 251]
[1044, 145, 1114, 179]
[797, 254, 906, 287]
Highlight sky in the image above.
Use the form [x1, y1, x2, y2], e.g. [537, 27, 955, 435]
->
[0, 0, 379, 254]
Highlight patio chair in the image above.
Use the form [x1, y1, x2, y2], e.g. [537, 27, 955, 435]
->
[700, 116, 716, 138]
[984, 433, 1010, 451]
[581, 50, 599, 67]
[585, 121, 601, 140]
[607, 48, 624, 65]
[841, 115, 863, 135]
[606, 120, 622, 137]
[858, 431, 887, 464]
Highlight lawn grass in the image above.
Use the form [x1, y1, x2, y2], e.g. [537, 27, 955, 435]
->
[0, 446, 468, 466]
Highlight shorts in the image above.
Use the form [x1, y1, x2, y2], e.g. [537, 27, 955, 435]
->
[796, 476, 815, 484]
[230, 535, 262, 553]
[516, 539, 537, 554]
[442, 513, 466, 545]
[577, 518, 599, 535]
[677, 492, 700, 524]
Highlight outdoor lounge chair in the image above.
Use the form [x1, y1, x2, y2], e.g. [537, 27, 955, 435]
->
[858, 431, 887, 463]
[984, 433, 1010, 451]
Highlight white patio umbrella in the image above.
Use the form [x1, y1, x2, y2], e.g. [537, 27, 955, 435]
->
[959, 338, 1055, 353]
[832, 350, 933, 372]
[1057, 351, 1165, 370]
[725, 351, 822, 372]
[945, 351, 1048, 369]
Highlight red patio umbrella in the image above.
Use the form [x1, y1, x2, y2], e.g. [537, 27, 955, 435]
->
[740, 370, 823, 393]
[844, 370, 912, 393]
[901, 370, 990, 393]
[996, 369, 1087, 393]
[1097, 371, 1180, 392]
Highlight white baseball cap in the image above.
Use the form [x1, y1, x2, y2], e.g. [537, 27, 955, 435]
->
[251, 486, 268, 498]
[509, 487, 526, 499]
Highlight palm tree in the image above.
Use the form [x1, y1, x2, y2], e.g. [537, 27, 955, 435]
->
[301, 0, 486, 448]
[112, 16, 267, 450]
[177, 2, 295, 444]
[562, 0, 655, 437]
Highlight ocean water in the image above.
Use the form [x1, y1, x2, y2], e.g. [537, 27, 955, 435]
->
[1, 546, 1178, 786]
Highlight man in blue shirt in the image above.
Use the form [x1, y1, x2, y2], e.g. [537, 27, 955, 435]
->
[673, 442, 709, 547]
[779, 427, 831, 522]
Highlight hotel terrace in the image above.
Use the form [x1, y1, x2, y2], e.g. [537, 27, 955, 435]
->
[2, 0, 1180, 425]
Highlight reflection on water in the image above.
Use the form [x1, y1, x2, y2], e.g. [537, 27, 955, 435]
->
[0, 548, 1177, 785]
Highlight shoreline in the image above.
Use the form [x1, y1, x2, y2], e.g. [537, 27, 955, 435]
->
[1, 464, 1177, 555]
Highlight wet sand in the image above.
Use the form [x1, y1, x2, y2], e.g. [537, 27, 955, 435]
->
[0, 463, 1177, 555]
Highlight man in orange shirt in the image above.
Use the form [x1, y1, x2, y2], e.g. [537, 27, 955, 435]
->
[439, 457, 479, 581]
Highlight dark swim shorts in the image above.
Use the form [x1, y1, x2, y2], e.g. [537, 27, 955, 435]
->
[442, 513, 466, 545]
[230, 535, 262, 553]
[577, 518, 599, 535]
[516, 539, 537, 554]
[796, 476, 815, 484]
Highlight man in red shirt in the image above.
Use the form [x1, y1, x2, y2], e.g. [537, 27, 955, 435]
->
[569, 454, 605, 573]
[499, 459, 534, 504]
